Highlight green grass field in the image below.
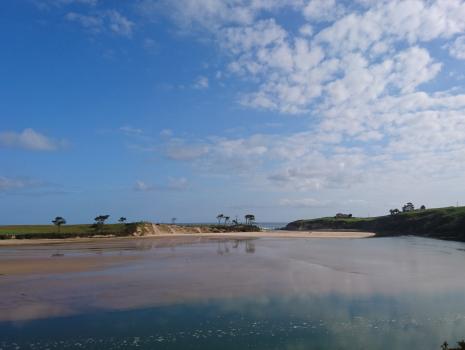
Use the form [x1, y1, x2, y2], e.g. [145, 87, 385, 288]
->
[0, 223, 138, 239]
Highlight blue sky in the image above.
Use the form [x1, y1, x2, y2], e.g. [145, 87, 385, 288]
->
[2, 0, 465, 224]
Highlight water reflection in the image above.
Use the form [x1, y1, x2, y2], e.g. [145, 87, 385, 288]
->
[1, 236, 465, 349]
[1, 293, 465, 349]
[0, 237, 257, 257]
[216, 240, 256, 255]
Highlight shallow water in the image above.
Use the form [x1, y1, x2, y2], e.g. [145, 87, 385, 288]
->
[1, 236, 465, 349]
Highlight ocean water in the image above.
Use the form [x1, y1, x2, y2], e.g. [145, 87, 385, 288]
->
[256, 222, 288, 230]
[1, 236, 465, 349]
[178, 222, 287, 229]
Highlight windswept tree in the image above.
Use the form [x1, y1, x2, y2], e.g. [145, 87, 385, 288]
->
[216, 214, 224, 224]
[244, 214, 255, 225]
[402, 202, 415, 212]
[118, 217, 127, 224]
[95, 215, 110, 225]
[94, 215, 110, 232]
[224, 216, 230, 225]
[52, 216, 66, 233]
[232, 219, 239, 225]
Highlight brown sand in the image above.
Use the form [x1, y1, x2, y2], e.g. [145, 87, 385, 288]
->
[0, 230, 374, 247]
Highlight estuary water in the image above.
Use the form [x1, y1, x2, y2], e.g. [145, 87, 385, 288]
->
[1, 236, 465, 349]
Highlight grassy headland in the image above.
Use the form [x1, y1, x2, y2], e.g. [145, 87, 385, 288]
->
[0, 223, 261, 240]
[0, 223, 139, 240]
[285, 206, 465, 241]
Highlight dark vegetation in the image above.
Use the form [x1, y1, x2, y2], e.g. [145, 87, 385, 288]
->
[51, 216, 66, 233]
[203, 224, 261, 233]
[93, 214, 110, 233]
[442, 340, 465, 350]
[216, 214, 256, 226]
[285, 206, 465, 241]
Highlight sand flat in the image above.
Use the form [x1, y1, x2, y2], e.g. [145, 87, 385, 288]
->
[0, 230, 374, 247]
[2, 235, 465, 323]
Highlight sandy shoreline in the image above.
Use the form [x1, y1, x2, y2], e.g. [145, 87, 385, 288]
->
[0, 230, 375, 246]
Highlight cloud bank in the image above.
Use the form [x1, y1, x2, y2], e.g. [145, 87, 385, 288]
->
[136, 0, 465, 205]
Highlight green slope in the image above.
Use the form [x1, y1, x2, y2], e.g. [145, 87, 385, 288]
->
[285, 206, 465, 241]
[0, 223, 139, 239]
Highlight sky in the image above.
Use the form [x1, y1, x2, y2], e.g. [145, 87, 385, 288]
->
[2, 0, 465, 224]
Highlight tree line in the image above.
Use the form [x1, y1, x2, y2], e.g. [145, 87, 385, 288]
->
[389, 202, 426, 216]
[50, 213, 257, 233]
[51, 215, 127, 233]
[216, 214, 256, 225]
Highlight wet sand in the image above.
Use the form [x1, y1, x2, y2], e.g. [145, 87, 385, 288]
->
[0, 231, 374, 275]
[2, 236, 465, 349]
[0, 232, 383, 322]
[0, 230, 374, 247]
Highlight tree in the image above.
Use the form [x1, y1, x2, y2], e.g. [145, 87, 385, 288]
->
[232, 219, 239, 225]
[389, 209, 400, 216]
[94, 215, 110, 232]
[420, 205, 426, 210]
[171, 217, 177, 224]
[118, 217, 127, 224]
[52, 216, 66, 233]
[216, 214, 224, 224]
[94, 215, 110, 225]
[244, 214, 255, 225]
[224, 216, 230, 225]
[402, 202, 415, 212]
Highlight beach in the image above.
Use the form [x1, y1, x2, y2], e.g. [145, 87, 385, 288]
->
[0, 229, 374, 247]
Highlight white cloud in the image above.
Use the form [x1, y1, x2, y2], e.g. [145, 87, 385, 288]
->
[0, 177, 39, 192]
[0, 128, 62, 151]
[54, 0, 97, 4]
[299, 24, 313, 37]
[35, 0, 98, 9]
[165, 139, 209, 161]
[0, 176, 65, 196]
[134, 180, 154, 192]
[143, 38, 157, 50]
[120, 126, 143, 135]
[303, 0, 345, 22]
[160, 129, 173, 137]
[106, 10, 134, 37]
[134, 180, 153, 192]
[134, 178, 189, 192]
[65, 12, 103, 32]
[167, 177, 189, 190]
[449, 35, 465, 60]
[129, 1, 465, 207]
[193, 76, 209, 89]
[279, 197, 331, 208]
[140, 0, 303, 33]
[65, 10, 133, 37]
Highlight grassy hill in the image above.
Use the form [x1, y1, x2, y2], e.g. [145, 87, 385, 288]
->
[0, 223, 261, 240]
[0, 223, 139, 240]
[285, 206, 465, 241]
